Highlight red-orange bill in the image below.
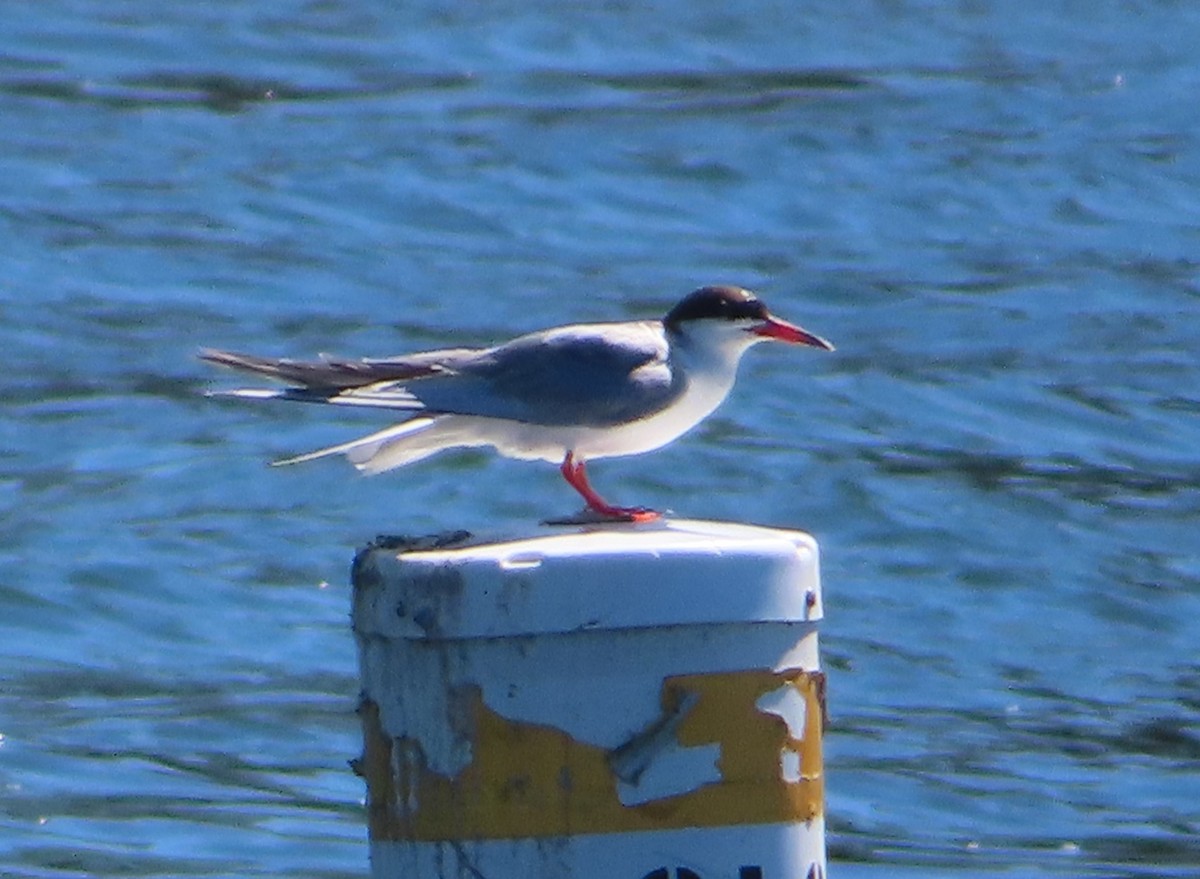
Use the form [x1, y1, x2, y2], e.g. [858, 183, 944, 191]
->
[753, 317, 835, 351]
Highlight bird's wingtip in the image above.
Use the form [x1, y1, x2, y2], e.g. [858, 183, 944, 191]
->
[197, 347, 228, 363]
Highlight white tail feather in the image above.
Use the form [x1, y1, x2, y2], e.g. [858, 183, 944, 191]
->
[351, 415, 489, 475]
[272, 417, 439, 468]
[270, 415, 491, 474]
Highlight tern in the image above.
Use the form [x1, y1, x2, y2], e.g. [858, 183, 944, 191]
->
[200, 285, 833, 521]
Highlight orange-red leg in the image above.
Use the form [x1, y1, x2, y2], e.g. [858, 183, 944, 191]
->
[559, 452, 660, 522]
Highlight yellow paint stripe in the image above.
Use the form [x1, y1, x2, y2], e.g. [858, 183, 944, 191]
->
[358, 668, 825, 841]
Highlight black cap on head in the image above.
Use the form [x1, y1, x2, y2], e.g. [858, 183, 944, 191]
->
[663, 285, 768, 332]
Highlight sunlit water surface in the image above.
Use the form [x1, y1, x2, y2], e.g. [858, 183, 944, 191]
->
[3, 3, 1199, 877]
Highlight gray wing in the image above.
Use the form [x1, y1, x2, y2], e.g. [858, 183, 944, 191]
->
[201, 322, 684, 425]
[405, 321, 685, 427]
[198, 346, 483, 389]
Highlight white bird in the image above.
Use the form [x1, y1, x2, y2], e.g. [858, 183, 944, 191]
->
[200, 285, 833, 521]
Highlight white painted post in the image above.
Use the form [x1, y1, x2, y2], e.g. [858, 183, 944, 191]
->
[351, 519, 827, 879]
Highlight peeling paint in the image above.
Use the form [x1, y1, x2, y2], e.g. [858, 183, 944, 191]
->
[357, 668, 824, 842]
[779, 749, 803, 784]
[756, 682, 809, 739]
[758, 673, 828, 785]
[609, 689, 700, 785]
[615, 741, 722, 807]
[610, 687, 721, 806]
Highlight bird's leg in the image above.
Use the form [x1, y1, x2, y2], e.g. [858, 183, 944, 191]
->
[559, 452, 660, 522]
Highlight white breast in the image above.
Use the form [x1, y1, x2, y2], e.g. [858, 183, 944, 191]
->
[470, 326, 751, 463]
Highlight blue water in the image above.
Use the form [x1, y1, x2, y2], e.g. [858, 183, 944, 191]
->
[3, 2, 1199, 876]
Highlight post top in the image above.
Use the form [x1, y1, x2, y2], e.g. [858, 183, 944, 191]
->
[389, 518, 816, 562]
[352, 519, 822, 640]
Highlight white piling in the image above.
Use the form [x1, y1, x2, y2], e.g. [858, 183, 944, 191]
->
[351, 519, 827, 879]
